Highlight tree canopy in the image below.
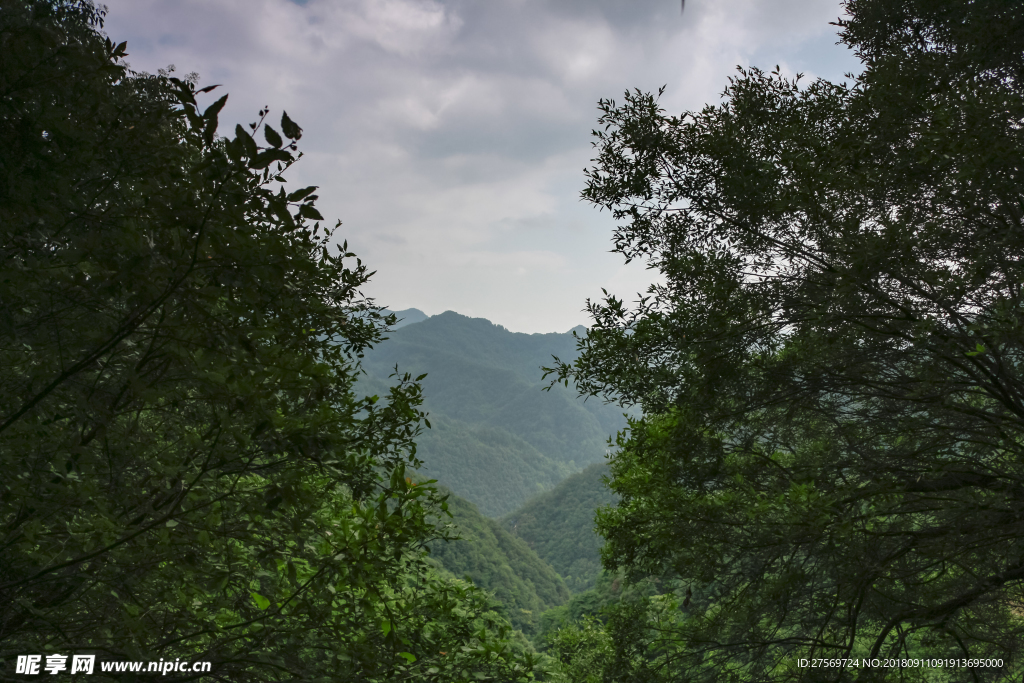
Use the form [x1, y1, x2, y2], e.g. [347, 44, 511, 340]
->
[550, 0, 1024, 680]
[0, 2, 541, 680]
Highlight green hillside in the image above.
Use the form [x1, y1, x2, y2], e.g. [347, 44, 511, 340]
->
[503, 463, 617, 593]
[361, 311, 630, 516]
[415, 415, 572, 517]
[429, 488, 570, 636]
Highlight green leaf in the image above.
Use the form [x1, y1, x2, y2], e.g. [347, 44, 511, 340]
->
[225, 137, 243, 162]
[281, 111, 303, 140]
[235, 124, 259, 157]
[397, 652, 416, 664]
[249, 148, 292, 170]
[287, 186, 317, 202]
[251, 592, 270, 610]
[202, 93, 229, 124]
[169, 77, 196, 105]
[264, 125, 283, 149]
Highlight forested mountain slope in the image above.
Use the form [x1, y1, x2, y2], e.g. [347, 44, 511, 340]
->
[503, 463, 616, 593]
[429, 487, 570, 636]
[416, 416, 571, 516]
[361, 311, 629, 516]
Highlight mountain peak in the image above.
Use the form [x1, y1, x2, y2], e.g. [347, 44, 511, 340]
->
[385, 308, 429, 329]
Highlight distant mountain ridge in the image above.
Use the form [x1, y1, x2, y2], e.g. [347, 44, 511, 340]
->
[383, 307, 429, 329]
[360, 311, 628, 516]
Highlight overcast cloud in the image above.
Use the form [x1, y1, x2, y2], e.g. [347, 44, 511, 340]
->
[99, 0, 859, 332]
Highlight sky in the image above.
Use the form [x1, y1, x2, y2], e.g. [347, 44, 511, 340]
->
[99, 0, 860, 333]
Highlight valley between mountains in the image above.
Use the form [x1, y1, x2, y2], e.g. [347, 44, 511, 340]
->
[360, 309, 628, 643]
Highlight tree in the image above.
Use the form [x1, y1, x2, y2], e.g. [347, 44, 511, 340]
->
[550, 0, 1024, 680]
[546, 616, 614, 683]
[0, 2, 541, 680]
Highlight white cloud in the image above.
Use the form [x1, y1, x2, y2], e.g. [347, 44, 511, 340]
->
[338, 0, 459, 56]
[101, 0, 859, 332]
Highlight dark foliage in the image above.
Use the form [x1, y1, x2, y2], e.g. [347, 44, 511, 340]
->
[0, 3, 541, 681]
[549, 0, 1024, 680]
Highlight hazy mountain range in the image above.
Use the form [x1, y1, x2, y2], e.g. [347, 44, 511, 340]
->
[363, 309, 629, 517]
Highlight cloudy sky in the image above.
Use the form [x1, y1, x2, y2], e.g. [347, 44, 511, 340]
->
[100, 0, 859, 333]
